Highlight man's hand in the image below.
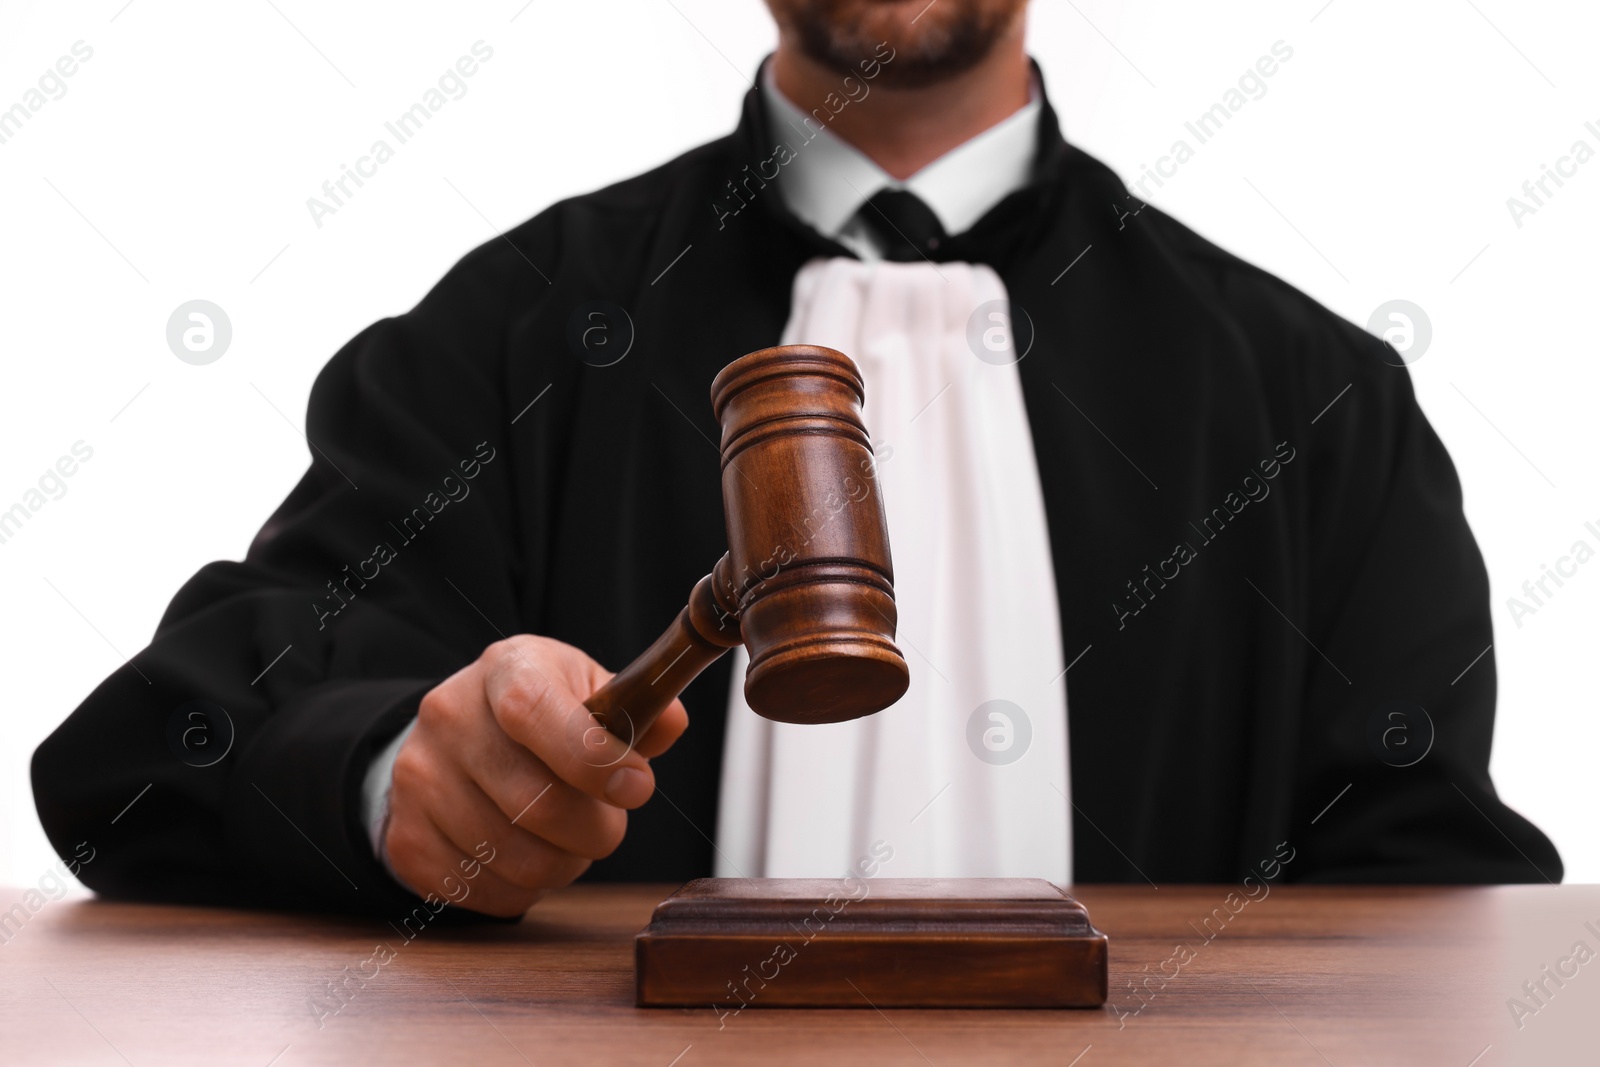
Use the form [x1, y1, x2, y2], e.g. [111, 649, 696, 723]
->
[384, 635, 689, 917]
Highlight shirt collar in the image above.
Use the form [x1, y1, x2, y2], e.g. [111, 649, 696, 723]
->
[761, 63, 1043, 254]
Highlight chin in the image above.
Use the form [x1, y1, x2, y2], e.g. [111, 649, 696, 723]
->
[772, 0, 1027, 88]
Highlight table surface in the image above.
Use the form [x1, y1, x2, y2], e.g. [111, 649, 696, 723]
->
[3, 883, 1597, 1066]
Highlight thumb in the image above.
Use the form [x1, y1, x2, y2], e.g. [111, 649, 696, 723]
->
[635, 698, 689, 759]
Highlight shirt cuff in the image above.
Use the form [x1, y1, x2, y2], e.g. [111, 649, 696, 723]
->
[361, 717, 418, 878]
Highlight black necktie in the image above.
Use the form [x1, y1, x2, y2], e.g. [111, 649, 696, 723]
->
[858, 189, 947, 262]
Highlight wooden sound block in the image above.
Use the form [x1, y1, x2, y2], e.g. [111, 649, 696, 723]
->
[635, 877, 1107, 1009]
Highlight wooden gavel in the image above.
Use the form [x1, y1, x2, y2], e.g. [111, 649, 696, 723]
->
[584, 344, 910, 742]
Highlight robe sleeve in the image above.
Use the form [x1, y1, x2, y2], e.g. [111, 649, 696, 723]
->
[1283, 307, 1562, 884]
[31, 237, 542, 916]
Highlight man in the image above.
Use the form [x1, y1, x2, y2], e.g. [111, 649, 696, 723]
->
[33, 0, 1559, 920]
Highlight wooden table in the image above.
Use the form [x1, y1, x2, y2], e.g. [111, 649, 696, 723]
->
[3, 884, 1596, 1065]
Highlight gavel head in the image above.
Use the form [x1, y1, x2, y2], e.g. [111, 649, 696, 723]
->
[709, 344, 911, 725]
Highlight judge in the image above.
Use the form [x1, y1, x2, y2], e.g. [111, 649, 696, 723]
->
[33, 0, 1560, 919]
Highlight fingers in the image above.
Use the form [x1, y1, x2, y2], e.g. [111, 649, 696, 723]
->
[389, 633, 692, 920]
[482, 638, 658, 808]
[430, 776, 596, 889]
[634, 698, 689, 760]
[464, 737, 627, 860]
[571, 650, 689, 761]
[383, 802, 547, 919]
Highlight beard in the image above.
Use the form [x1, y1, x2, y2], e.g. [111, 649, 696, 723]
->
[770, 0, 1027, 89]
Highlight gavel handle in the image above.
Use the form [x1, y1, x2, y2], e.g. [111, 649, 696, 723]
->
[584, 555, 742, 743]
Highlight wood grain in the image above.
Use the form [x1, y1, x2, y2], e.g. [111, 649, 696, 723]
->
[635, 878, 1107, 1008]
[584, 344, 910, 740]
[3, 884, 1598, 1066]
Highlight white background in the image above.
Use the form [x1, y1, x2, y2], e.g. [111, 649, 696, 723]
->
[1, 0, 1595, 888]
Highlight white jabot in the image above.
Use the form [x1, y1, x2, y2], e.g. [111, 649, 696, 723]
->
[761, 64, 1041, 262]
[714, 257, 1072, 882]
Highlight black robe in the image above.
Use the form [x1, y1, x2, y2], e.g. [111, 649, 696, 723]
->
[32, 68, 1561, 917]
